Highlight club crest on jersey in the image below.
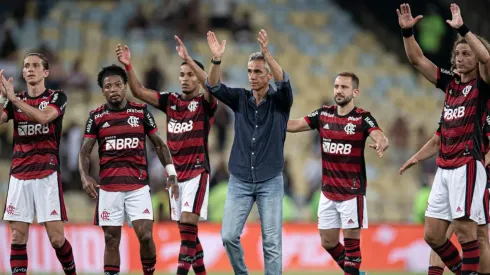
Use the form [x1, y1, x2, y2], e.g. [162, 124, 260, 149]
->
[39, 101, 48, 110]
[486, 115, 490, 126]
[188, 101, 199, 112]
[344, 123, 356, 135]
[462, 85, 472, 97]
[127, 116, 140, 127]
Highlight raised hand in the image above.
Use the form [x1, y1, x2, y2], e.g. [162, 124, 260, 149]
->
[257, 29, 269, 55]
[396, 3, 423, 29]
[0, 70, 6, 97]
[207, 31, 226, 59]
[0, 72, 15, 101]
[116, 44, 131, 66]
[166, 175, 179, 200]
[175, 35, 190, 61]
[446, 3, 464, 29]
[399, 157, 418, 175]
[82, 176, 99, 199]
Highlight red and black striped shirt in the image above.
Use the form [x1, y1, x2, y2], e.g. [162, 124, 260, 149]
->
[3, 89, 67, 180]
[304, 105, 381, 201]
[84, 101, 158, 192]
[157, 92, 217, 182]
[435, 67, 490, 169]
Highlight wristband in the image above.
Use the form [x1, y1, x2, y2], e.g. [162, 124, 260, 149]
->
[125, 64, 132, 71]
[457, 24, 470, 37]
[401, 28, 414, 38]
[211, 58, 221, 65]
[165, 164, 177, 176]
[0, 95, 5, 104]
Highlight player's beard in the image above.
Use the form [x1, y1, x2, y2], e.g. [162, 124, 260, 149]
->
[335, 95, 353, 107]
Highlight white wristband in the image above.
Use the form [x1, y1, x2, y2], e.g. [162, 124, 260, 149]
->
[0, 95, 5, 104]
[165, 164, 177, 176]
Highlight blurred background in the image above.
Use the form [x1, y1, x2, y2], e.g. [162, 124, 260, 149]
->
[0, 0, 488, 273]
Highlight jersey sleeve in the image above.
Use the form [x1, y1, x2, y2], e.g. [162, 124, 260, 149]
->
[143, 107, 159, 135]
[436, 67, 454, 92]
[48, 91, 68, 116]
[2, 99, 14, 121]
[204, 96, 218, 117]
[304, 108, 321, 130]
[362, 112, 381, 135]
[156, 91, 170, 114]
[84, 113, 96, 138]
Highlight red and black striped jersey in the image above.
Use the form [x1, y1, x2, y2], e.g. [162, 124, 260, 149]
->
[3, 89, 67, 180]
[157, 91, 217, 182]
[84, 101, 158, 192]
[435, 67, 490, 169]
[304, 105, 381, 201]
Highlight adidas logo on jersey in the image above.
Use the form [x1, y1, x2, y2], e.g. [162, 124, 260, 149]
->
[143, 208, 150, 214]
[102, 122, 110, 128]
[348, 219, 355, 224]
[171, 105, 177, 110]
[50, 210, 58, 216]
[323, 124, 329, 129]
[184, 202, 189, 207]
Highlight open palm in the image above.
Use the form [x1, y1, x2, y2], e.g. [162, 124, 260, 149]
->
[207, 31, 226, 58]
[175, 35, 190, 61]
[116, 44, 131, 66]
[396, 3, 423, 29]
[446, 3, 464, 29]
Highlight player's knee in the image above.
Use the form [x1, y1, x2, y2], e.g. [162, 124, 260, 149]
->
[137, 231, 153, 245]
[49, 234, 65, 248]
[424, 231, 445, 248]
[104, 231, 121, 249]
[454, 227, 477, 244]
[477, 226, 489, 246]
[320, 237, 337, 250]
[11, 229, 28, 244]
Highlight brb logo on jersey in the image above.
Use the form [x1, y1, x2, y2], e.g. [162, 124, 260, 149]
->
[322, 138, 352, 155]
[444, 106, 465, 121]
[168, 120, 194, 134]
[18, 122, 49, 136]
[105, 137, 139, 150]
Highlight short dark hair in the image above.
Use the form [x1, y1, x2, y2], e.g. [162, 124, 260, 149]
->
[181, 60, 204, 71]
[24, 53, 49, 70]
[97, 64, 128, 88]
[337, 72, 359, 89]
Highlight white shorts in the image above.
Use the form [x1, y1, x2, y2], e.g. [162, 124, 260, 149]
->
[95, 185, 153, 226]
[169, 172, 209, 221]
[318, 193, 368, 230]
[3, 172, 67, 224]
[426, 161, 487, 224]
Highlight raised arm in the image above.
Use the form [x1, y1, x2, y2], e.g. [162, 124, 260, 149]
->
[258, 29, 293, 109]
[0, 88, 9, 125]
[174, 36, 216, 105]
[116, 44, 160, 108]
[399, 133, 440, 175]
[397, 4, 438, 84]
[206, 31, 227, 86]
[204, 31, 242, 109]
[446, 4, 490, 83]
[78, 137, 99, 199]
[287, 118, 312, 133]
[1, 75, 66, 125]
